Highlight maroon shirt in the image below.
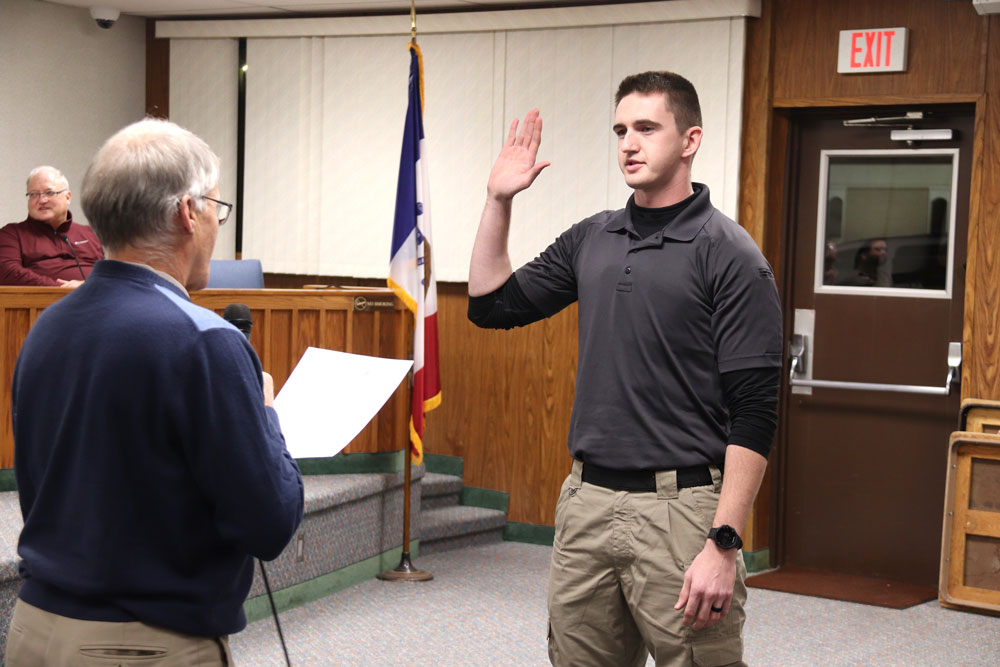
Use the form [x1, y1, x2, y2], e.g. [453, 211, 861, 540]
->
[0, 212, 104, 286]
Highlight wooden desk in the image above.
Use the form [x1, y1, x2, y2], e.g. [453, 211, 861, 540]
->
[0, 287, 410, 468]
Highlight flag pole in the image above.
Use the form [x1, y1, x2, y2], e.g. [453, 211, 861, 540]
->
[378, 0, 432, 583]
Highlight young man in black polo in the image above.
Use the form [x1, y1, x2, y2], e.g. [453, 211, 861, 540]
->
[468, 71, 782, 666]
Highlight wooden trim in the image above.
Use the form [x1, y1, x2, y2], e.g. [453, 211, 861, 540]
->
[965, 15, 1000, 401]
[145, 19, 170, 119]
[963, 95, 989, 400]
[738, 1, 774, 553]
[773, 94, 982, 108]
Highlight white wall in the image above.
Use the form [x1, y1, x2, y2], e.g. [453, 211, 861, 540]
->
[169, 39, 239, 259]
[0, 0, 146, 228]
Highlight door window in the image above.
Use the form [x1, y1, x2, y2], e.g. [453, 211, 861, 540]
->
[815, 149, 958, 298]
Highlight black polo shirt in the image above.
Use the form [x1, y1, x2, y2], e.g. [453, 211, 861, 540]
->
[513, 184, 782, 470]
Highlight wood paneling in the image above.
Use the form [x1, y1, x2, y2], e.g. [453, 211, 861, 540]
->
[739, 0, 1000, 563]
[145, 19, 169, 119]
[0, 288, 408, 468]
[739, 0, 781, 553]
[966, 15, 1000, 401]
[431, 283, 577, 526]
[771, 0, 987, 105]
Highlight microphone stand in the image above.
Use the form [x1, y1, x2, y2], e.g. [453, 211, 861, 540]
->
[59, 234, 86, 280]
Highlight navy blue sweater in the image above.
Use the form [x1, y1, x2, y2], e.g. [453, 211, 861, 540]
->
[12, 260, 303, 636]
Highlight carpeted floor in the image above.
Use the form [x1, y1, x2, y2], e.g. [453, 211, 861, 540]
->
[230, 542, 1000, 666]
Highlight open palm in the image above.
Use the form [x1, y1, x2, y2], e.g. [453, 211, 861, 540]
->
[487, 109, 551, 199]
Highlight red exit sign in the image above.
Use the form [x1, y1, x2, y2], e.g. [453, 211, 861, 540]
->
[837, 27, 908, 74]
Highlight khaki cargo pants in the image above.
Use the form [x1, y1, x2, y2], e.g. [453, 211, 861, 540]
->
[547, 460, 747, 667]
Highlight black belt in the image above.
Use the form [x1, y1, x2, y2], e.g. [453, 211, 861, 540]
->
[580, 461, 715, 493]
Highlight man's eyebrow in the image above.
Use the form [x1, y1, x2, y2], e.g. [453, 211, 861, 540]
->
[612, 118, 662, 130]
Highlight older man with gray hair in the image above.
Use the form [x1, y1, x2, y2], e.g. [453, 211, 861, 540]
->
[7, 119, 303, 666]
[0, 166, 104, 286]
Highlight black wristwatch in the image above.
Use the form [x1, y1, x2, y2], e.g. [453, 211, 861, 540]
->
[708, 525, 743, 550]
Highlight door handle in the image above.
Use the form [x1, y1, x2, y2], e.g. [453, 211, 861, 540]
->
[789, 336, 961, 396]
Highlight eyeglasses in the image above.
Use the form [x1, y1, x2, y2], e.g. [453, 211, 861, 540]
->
[201, 196, 233, 225]
[26, 190, 67, 200]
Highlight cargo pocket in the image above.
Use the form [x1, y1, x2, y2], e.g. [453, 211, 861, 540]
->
[691, 633, 744, 667]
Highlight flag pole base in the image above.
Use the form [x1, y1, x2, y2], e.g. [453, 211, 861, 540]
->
[377, 552, 433, 582]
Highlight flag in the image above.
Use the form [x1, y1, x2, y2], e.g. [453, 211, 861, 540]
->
[388, 42, 441, 466]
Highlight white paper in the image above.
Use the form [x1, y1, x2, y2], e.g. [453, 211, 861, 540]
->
[273, 347, 412, 459]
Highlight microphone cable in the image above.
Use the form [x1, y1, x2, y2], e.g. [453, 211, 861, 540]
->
[258, 558, 292, 666]
[228, 304, 289, 665]
[59, 234, 86, 279]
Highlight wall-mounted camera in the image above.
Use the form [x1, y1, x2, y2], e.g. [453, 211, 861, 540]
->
[89, 7, 120, 29]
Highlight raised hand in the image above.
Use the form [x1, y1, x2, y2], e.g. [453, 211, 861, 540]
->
[487, 109, 551, 201]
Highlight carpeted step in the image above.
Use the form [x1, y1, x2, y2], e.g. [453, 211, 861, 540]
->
[418, 504, 507, 555]
[420, 472, 463, 510]
[0, 492, 24, 663]
[247, 471, 421, 597]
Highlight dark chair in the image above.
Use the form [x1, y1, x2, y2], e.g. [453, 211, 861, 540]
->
[206, 259, 265, 288]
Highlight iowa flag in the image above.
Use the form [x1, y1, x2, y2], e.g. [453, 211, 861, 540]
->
[388, 42, 441, 466]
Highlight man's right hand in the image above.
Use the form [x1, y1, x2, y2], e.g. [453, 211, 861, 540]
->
[486, 109, 551, 201]
[56, 279, 83, 288]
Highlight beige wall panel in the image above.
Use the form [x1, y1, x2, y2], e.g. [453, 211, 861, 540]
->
[502, 26, 615, 270]
[315, 34, 408, 278]
[169, 39, 239, 260]
[609, 19, 746, 219]
[420, 32, 498, 283]
[243, 37, 326, 274]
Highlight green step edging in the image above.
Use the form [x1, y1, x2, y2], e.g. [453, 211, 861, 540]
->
[460, 486, 509, 513]
[0, 469, 16, 492]
[743, 548, 770, 574]
[423, 453, 463, 477]
[295, 450, 404, 476]
[504, 522, 555, 546]
[244, 541, 422, 623]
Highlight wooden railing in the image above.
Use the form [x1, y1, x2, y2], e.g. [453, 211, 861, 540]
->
[0, 287, 410, 468]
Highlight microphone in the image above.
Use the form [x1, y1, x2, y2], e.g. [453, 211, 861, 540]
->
[60, 234, 86, 280]
[223, 303, 253, 340]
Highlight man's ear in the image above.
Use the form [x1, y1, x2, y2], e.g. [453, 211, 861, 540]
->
[176, 195, 198, 235]
[682, 126, 703, 159]
[65, 190, 72, 206]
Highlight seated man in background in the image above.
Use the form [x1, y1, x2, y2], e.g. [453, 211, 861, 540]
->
[0, 166, 104, 287]
[7, 120, 303, 666]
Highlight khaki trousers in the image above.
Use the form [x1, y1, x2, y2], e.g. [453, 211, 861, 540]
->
[5, 600, 233, 666]
[547, 460, 747, 667]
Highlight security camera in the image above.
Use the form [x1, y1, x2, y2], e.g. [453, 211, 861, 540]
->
[90, 7, 120, 29]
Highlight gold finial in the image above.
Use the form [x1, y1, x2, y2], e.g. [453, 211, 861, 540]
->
[410, 0, 417, 42]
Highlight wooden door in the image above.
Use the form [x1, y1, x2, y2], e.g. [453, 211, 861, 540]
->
[780, 106, 973, 587]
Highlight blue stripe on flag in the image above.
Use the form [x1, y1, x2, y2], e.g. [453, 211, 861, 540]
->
[389, 46, 424, 261]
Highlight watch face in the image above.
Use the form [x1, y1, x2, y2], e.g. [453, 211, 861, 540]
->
[714, 525, 741, 549]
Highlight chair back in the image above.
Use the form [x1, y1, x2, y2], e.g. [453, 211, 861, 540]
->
[206, 259, 265, 288]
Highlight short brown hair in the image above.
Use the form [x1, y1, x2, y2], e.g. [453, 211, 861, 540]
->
[615, 71, 702, 132]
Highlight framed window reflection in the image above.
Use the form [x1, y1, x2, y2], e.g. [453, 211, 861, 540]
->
[815, 149, 958, 299]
